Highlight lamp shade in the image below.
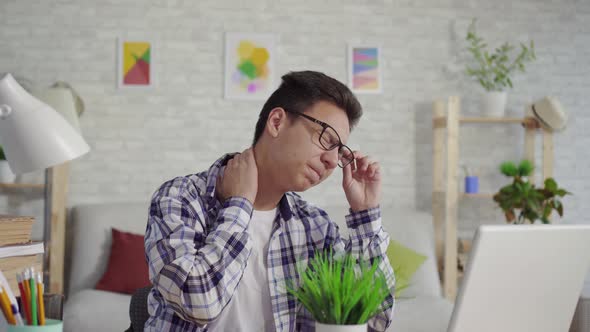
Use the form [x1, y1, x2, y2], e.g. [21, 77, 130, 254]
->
[31, 87, 82, 133]
[0, 73, 90, 174]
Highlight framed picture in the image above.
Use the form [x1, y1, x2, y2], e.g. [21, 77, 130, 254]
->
[347, 45, 382, 94]
[117, 39, 155, 89]
[224, 33, 275, 100]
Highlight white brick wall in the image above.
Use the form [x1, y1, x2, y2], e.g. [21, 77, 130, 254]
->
[1, 0, 589, 283]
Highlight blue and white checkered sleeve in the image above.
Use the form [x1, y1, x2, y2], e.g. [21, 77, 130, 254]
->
[144, 178, 253, 325]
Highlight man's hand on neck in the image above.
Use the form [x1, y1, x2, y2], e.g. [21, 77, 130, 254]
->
[252, 145, 284, 211]
[216, 148, 259, 205]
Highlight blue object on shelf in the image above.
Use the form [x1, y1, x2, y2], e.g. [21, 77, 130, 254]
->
[465, 176, 479, 193]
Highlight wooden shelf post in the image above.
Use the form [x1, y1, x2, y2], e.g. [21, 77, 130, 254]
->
[444, 97, 460, 300]
[432, 100, 445, 277]
[524, 106, 537, 185]
[543, 131, 554, 180]
[44, 163, 69, 294]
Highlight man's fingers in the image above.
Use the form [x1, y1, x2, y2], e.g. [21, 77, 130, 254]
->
[350, 151, 370, 173]
[244, 148, 254, 164]
[352, 151, 364, 160]
[368, 162, 380, 178]
[342, 160, 353, 184]
[362, 157, 372, 173]
[238, 148, 255, 166]
[355, 156, 372, 174]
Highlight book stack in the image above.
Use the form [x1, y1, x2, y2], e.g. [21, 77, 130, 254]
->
[0, 215, 44, 295]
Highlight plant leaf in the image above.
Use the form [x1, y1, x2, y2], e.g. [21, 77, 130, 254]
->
[542, 203, 552, 219]
[544, 178, 558, 193]
[500, 161, 518, 176]
[556, 189, 570, 197]
[553, 200, 564, 217]
[518, 160, 534, 176]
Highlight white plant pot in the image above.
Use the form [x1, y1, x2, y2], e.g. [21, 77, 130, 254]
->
[0, 161, 15, 183]
[316, 322, 368, 332]
[481, 91, 508, 117]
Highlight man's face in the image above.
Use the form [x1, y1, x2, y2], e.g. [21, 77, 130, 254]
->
[273, 101, 351, 192]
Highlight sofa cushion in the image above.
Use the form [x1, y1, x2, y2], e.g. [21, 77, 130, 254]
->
[387, 239, 427, 297]
[67, 202, 149, 297]
[63, 289, 131, 332]
[95, 228, 151, 294]
[384, 208, 441, 298]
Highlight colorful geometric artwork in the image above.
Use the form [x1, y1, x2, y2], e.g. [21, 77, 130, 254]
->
[225, 33, 275, 100]
[118, 39, 155, 88]
[348, 46, 382, 94]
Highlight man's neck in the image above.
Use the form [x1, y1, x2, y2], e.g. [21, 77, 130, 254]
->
[252, 146, 284, 211]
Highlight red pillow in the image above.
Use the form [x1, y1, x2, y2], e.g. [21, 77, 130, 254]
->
[95, 228, 151, 294]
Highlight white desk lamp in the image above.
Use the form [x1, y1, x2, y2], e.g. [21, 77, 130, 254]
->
[0, 73, 89, 173]
[0, 73, 90, 288]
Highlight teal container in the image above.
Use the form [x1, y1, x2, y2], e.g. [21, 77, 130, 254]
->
[7, 319, 63, 332]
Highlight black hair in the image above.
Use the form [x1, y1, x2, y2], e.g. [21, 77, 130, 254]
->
[252, 71, 362, 145]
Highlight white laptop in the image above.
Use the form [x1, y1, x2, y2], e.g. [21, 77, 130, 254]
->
[447, 224, 590, 332]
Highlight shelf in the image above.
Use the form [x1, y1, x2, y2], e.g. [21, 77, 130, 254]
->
[460, 117, 526, 124]
[434, 192, 495, 199]
[460, 193, 495, 199]
[0, 183, 45, 190]
[433, 116, 539, 129]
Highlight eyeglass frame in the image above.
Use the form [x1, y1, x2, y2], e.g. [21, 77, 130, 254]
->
[282, 108, 355, 168]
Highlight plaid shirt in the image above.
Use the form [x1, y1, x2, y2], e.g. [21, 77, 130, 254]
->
[144, 154, 395, 331]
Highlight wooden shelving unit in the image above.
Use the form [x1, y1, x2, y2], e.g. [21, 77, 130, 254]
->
[0, 164, 69, 294]
[432, 96, 554, 301]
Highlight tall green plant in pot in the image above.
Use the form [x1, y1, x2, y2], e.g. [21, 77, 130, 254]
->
[0, 145, 16, 183]
[465, 19, 536, 117]
[493, 160, 571, 224]
[286, 251, 393, 332]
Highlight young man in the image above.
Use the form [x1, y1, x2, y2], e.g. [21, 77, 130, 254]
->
[144, 71, 395, 331]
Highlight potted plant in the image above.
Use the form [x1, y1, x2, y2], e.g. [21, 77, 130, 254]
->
[493, 160, 570, 224]
[0, 145, 15, 183]
[286, 251, 393, 332]
[465, 19, 536, 117]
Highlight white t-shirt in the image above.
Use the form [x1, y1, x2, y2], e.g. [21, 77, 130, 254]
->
[207, 208, 277, 331]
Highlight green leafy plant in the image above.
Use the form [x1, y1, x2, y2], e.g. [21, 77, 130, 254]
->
[493, 160, 571, 224]
[286, 251, 393, 325]
[0, 146, 6, 161]
[465, 18, 536, 92]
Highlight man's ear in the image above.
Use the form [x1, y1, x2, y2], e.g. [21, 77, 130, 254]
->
[266, 107, 290, 138]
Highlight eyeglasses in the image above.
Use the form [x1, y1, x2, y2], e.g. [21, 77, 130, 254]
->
[284, 109, 355, 168]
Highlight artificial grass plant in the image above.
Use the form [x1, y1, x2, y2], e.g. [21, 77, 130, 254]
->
[286, 250, 393, 325]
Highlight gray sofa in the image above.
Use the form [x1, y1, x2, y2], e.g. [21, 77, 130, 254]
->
[63, 202, 150, 332]
[62, 201, 452, 332]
